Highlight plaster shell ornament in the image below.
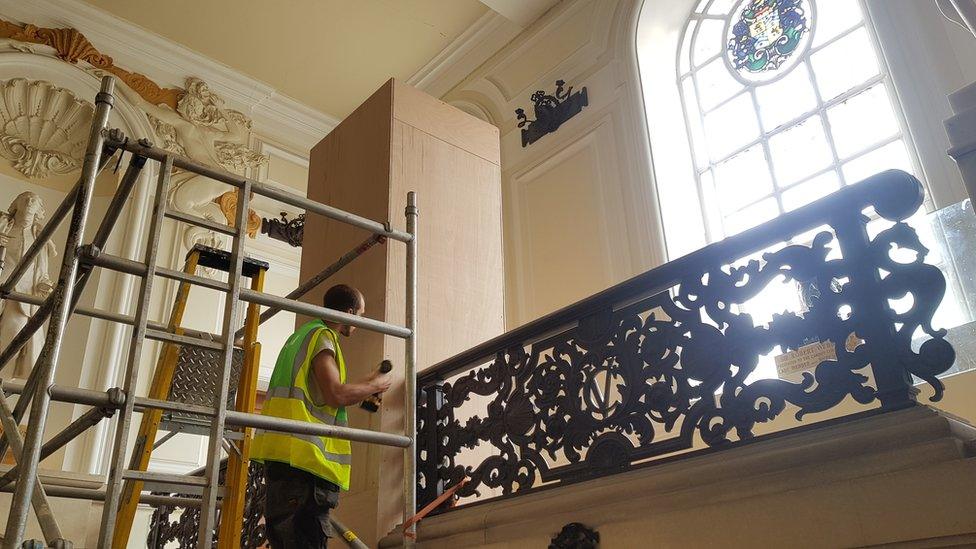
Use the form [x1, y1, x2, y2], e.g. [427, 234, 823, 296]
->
[115, 77, 267, 254]
[725, 0, 812, 84]
[0, 78, 94, 179]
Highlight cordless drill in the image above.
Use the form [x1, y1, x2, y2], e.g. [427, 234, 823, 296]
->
[359, 359, 393, 412]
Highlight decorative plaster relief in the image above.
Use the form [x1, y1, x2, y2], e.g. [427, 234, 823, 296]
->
[116, 76, 268, 251]
[0, 18, 183, 109]
[0, 17, 277, 251]
[0, 77, 93, 179]
[215, 190, 260, 238]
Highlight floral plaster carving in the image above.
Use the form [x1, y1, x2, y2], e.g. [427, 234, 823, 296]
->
[0, 78, 94, 179]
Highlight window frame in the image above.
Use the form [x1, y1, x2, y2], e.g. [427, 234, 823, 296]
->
[675, 0, 930, 245]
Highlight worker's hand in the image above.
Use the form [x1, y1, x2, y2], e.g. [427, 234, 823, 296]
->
[367, 369, 392, 394]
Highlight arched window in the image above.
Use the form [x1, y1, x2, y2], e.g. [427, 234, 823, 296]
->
[638, 0, 975, 383]
[676, 0, 919, 246]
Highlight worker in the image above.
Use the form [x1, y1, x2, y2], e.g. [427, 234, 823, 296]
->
[251, 284, 392, 548]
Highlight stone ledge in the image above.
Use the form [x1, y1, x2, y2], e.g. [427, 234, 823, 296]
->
[383, 406, 976, 548]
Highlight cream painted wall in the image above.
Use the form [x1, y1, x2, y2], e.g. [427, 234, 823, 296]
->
[440, 0, 663, 328]
[436, 0, 976, 330]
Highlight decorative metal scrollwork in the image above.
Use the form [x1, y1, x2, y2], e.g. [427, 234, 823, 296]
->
[417, 170, 955, 510]
[516, 80, 588, 147]
[261, 211, 305, 247]
[550, 522, 599, 549]
[147, 461, 267, 548]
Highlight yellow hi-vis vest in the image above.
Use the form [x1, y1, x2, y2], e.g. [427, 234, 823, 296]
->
[251, 319, 351, 489]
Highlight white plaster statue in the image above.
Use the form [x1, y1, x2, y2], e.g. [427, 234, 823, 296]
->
[116, 77, 266, 250]
[0, 191, 56, 379]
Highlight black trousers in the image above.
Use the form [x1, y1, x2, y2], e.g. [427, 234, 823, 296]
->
[263, 461, 341, 549]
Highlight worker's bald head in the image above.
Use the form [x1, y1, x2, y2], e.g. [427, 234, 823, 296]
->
[323, 284, 365, 336]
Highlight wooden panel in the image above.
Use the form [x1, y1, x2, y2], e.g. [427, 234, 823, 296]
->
[392, 79, 501, 165]
[375, 118, 504, 542]
[386, 120, 504, 369]
[303, 78, 394, 333]
[302, 78, 395, 509]
[300, 78, 503, 546]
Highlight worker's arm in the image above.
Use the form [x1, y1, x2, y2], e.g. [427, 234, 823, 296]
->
[310, 350, 392, 408]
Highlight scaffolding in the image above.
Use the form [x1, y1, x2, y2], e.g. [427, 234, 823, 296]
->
[0, 76, 419, 548]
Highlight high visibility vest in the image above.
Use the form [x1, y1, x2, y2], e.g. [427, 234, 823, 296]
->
[251, 319, 351, 489]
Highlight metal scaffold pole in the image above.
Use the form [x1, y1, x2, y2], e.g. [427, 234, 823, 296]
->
[97, 154, 173, 547]
[403, 191, 418, 547]
[197, 177, 250, 546]
[3, 75, 116, 548]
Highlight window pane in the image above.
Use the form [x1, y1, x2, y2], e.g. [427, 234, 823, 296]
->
[813, 0, 864, 47]
[681, 77, 710, 169]
[781, 171, 842, 211]
[697, 57, 744, 110]
[707, 0, 737, 15]
[842, 140, 914, 184]
[714, 146, 773, 213]
[694, 19, 726, 66]
[754, 63, 818, 131]
[700, 169, 725, 240]
[810, 27, 880, 101]
[827, 84, 900, 158]
[704, 92, 759, 160]
[768, 116, 833, 185]
[724, 197, 780, 235]
[679, 21, 696, 74]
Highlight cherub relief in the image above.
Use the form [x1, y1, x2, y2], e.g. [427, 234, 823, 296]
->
[117, 77, 265, 250]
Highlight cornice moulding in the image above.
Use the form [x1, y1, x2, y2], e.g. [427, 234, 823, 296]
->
[407, 10, 520, 100]
[0, 0, 338, 152]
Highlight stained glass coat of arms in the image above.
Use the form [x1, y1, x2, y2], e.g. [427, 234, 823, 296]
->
[726, 0, 813, 83]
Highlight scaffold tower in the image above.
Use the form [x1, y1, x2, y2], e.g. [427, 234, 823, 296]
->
[0, 76, 419, 548]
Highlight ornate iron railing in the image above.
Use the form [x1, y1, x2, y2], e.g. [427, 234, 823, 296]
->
[147, 461, 266, 548]
[416, 170, 955, 510]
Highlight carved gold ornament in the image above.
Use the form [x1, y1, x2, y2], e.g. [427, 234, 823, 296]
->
[215, 190, 260, 238]
[0, 18, 182, 109]
[0, 78, 94, 179]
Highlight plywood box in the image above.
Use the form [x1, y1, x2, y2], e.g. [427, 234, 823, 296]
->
[301, 78, 503, 545]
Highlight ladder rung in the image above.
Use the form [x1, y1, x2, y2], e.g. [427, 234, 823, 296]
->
[146, 329, 224, 351]
[164, 209, 236, 236]
[133, 396, 215, 417]
[122, 470, 209, 487]
[158, 265, 231, 292]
